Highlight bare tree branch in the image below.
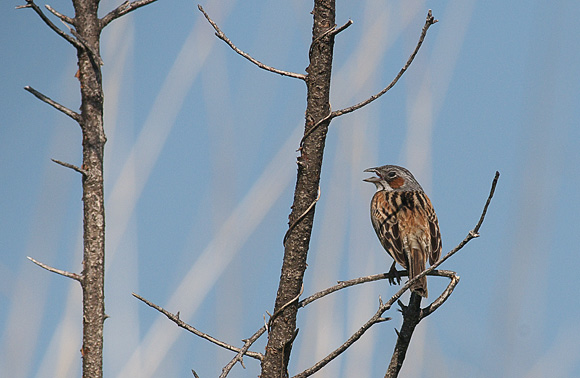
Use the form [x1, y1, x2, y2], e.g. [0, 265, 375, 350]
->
[299, 269, 452, 309]
[132, 293, 264, 361]
[45, 4, 74, 25]
[27, 256, 82, 281]
[419, 270, 459, 319]
[329, 19, 353, 37]
[425, 171, 500, 274]
[198, 5, 306, 80]
[51, 158, 88, 176]
[219, 327, 266, 378]
[297, 10, 437, 149]
[101, 0, 160, 28]
[331, 10, 437, 118]
[16, 0, 84, 50]
[24, 86, 81, 122]
[309, 19, 353, 57]
[300, 272, 390, 308]
[291, 271, 454, 378]
[472, 171, 500, 235]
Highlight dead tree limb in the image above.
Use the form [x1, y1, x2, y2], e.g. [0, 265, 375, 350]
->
[198, 5, 305, 80]
[101, 0, 160, 28]
[299, 10, 437, 149]
[132, 293, 264, 361]
[332, 10, 437, 118]
[27, 256, 82, 281]
[24, 86, 81, 122]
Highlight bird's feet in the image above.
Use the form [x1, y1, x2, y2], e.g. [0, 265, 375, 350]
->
[387, 261, 402, 285]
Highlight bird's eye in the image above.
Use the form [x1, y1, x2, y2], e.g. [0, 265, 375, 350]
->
[387, 171, 397, 179]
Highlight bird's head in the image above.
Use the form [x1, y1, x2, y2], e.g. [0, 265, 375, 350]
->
[363, 165, 423, 192]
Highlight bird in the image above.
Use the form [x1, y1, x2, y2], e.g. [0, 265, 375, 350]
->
[364, 165, 441, 298]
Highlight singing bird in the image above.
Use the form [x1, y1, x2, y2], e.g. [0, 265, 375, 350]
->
[364, 165, 442, 297]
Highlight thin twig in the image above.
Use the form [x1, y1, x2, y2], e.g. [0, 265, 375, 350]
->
[300, 272, 390, 308]
[198, 5, 306, 80]
[17, 0, 84, 51]
[310, 20, 352, 54]
[329, 19, 353, 37]
[307, 20, 352, 60]
[27, 256, 82, 281]
[473, 171, 500, 235]
[51, 159, 88, 176]
[101, 0, 160, 28]
[331, 10, 437, 119]
[132, 293, 264, 361]
[45, 4, 74, 25]
[24, 86, 81, 122]
[283, 186, 321, 246]
[219, 328, 265, 378]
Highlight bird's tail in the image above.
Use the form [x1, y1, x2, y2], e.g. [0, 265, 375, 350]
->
[409, 248, 428, 298]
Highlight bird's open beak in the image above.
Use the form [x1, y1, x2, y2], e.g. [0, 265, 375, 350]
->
[363, 167, 380, 183]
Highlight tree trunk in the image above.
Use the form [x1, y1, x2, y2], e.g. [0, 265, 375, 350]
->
[73, 1, 106, 377]
[261, 1, 336, 377]
[385, 293, 422, 377]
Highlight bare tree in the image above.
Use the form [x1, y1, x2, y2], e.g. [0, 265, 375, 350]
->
[19, 0, 158, 376]
[135, 2, 500, 378]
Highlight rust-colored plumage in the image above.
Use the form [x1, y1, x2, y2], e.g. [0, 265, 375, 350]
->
[364, 165, 441, 297]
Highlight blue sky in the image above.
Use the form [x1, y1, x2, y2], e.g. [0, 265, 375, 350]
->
[1, 0, 579, 377]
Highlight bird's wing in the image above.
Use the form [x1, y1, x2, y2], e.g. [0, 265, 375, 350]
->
[371, 191, 407, 268]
